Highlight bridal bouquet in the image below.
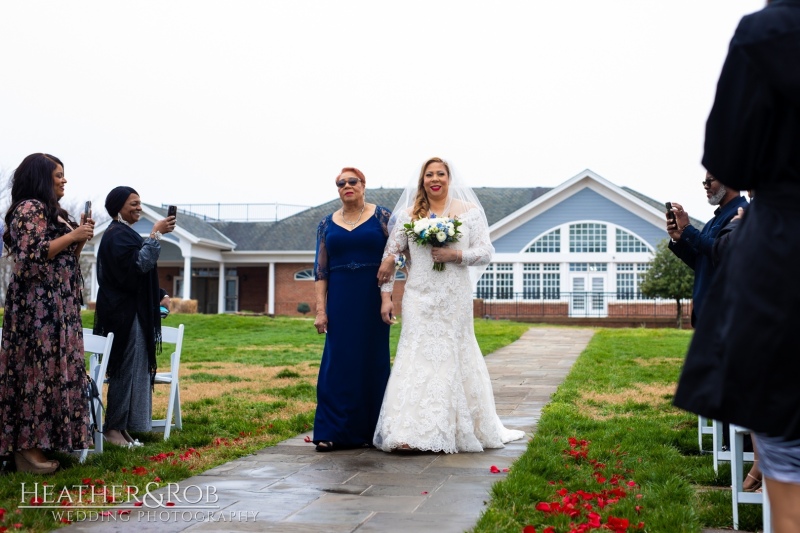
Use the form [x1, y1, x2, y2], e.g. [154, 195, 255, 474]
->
[403, 214, 462, 271]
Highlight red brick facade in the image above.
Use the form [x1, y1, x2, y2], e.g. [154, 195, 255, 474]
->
[272, 264, 406, 317]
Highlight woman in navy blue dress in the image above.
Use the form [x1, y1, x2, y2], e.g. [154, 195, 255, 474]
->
[312, 167, 392, 451]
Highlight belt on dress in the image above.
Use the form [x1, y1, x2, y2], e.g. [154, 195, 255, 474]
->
[329, 262, 380, 272]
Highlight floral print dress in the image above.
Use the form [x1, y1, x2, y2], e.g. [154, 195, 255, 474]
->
[0, 200, 90, 453]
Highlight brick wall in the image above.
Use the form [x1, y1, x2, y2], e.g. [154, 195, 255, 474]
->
[273, 263, 407, 317]
[237, 266, 269, 312]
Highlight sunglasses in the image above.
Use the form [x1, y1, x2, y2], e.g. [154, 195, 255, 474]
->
[336, 178, 361, 188]
[702, 177, 716, 188]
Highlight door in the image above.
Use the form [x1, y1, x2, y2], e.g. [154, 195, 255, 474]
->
[192, 278, 219, 314]
[569, 275, 607, 317]
[569, 277, 587, 316]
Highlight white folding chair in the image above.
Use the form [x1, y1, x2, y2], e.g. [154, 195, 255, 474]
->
[730, 424, 771, 532]
[80, 329, 114, 462]
[152, 324, 185, 440]
[701, 418, 754, 474]
[698, 415, 714, 452]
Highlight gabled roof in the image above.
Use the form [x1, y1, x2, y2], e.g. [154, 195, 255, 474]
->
[621, 187, 705, 230]
[148, 205, 235, 247]
[212, 188, 551, 251]
[88, 173, 692, 255]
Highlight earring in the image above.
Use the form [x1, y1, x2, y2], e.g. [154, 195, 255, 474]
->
[117, 214, 124, 223]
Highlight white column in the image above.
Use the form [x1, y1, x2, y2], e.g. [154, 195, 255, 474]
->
[182, 255, 192, 299]
[217, 263, 226, 314]
[513, 262, 523, 295]
[268, 262, 276, 316]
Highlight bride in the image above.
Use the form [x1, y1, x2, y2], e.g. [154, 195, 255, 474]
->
[372, 157, 525, 453]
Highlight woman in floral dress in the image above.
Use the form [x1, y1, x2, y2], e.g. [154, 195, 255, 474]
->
[0, 153, 95, 473]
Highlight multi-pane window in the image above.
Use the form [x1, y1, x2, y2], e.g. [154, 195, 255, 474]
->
[476, 268, 493, 299]
[523, 263, 541, 299]
[616, 263, 650, 299]
[294, 269, 314, 280]
[569, 263, 607, 272]
[569, 223, 607, 253]
[477, 263, 513, 299]
[525, 229, 560, 253]
[542, 263, 560, 299]
[616, 229, 650, 253]
[495, 263, 513, 299]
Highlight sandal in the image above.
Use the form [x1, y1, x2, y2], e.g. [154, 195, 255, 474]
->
[14, 452, 59, 474]
[743, 472, 762, 492]
[315, 441, 336, 452]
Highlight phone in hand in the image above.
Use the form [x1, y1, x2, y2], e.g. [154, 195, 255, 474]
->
[665, 202, 676, 223]
[84, 201, 92, 221]
[167, 205, 177, 220]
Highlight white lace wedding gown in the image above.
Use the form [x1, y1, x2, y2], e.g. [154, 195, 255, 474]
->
[373, 208, 525, 453]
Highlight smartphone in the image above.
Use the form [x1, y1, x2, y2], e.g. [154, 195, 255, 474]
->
[167, 205, 177, 219]
[84, 201, 92, 220]
[665, 202, 676, 223]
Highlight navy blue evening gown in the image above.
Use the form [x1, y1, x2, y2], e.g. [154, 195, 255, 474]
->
[312, 206, 391, 447]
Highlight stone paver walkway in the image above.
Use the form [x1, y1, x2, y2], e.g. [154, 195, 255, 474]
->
[62, 327, 595, 533]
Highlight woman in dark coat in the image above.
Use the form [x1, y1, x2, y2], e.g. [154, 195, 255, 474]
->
[94, 186, 175, 446]
[0, 153, 94, 473]
[672, 1, 800, 528]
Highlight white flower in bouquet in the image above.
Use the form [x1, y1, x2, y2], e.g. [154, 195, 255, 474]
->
[402, 214, 463, 272]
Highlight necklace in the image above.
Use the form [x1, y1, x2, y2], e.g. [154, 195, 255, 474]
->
[341, 204, 365, 228]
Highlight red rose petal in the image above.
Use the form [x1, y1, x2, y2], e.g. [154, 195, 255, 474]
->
[304, 435, 312, 443]
[490, 465, 501, 473]
[523, 526, 537, 533]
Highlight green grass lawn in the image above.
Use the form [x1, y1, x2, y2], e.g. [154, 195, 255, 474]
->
[0, 312, 531, 532]
[473, 328, 762, 533]
[0, 318, 757, 532]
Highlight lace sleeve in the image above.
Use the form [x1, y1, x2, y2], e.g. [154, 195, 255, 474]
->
[314, 217, 329, 281]
[376, 205, 391, 238]
[380, 209, 409, 292]
[461, 209, 493, 267]
[135, 238, 161, 273]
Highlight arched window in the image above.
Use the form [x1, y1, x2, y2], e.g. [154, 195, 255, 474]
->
[569, 223, 607, 253]
[294, 269, 314, 281]
[615, 228, 650, 253]
[524, 229, 560, 253]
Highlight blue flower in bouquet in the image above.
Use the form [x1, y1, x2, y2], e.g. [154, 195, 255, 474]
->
[403, 215, 462, 271]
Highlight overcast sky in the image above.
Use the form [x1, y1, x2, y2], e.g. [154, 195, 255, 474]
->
[0, 0, 765, 223]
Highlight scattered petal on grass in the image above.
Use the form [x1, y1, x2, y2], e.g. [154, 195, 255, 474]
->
[421, 491, 428, 495]
[523, 526, 536, 533]
[490, 465, 501, 473]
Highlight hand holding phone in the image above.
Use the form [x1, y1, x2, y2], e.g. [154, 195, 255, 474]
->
[167, 205, 177, 219]
[83, 201, 92, 222]
[665, 202, 676, 223]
